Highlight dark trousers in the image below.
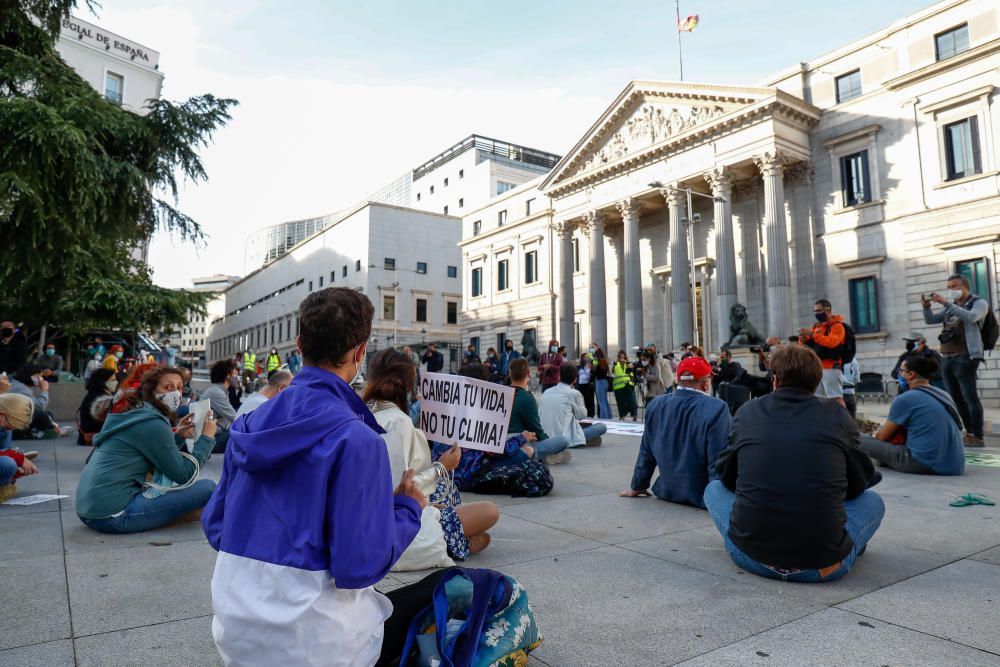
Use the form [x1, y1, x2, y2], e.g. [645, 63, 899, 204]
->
[844, 393, 857, 419]
[578, 383, 596, 417]
[613, 386, 637, 419]
[942, 354, 983, 437]
[859, 435, 932, 474]
[376, 568, 453, 666]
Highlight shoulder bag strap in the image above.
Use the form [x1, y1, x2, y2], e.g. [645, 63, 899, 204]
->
[912, 386, 963, 430]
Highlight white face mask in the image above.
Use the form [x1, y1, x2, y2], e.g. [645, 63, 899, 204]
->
[105, 380, 118, 393]
[941, 289, 962, 302]
[156, 390, 183, 412]
[352, 345, 364, 384]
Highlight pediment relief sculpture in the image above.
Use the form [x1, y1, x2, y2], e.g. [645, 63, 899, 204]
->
[577, 103, 726, 175]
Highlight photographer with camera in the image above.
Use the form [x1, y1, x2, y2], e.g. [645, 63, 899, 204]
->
[922, 274, 992, 447]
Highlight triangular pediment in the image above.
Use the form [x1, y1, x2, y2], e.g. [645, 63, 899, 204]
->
[540, 81, 800, 192]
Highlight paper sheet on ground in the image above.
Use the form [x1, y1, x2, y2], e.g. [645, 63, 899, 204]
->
[582, 419, 645, 437]
[185, 399, 212, 452]
[3, 494, 69, 506]
[965, 451, 1000, 468]
[418, 372, 515, 453]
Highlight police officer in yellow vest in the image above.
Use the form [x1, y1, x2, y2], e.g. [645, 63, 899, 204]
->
[242, 349, 256, 389]
[612, 350, 638, 421]
[266, 347, 281, 376]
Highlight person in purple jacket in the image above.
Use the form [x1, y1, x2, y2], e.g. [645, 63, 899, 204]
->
[202, 287, 428, 666]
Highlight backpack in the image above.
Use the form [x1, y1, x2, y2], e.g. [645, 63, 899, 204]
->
[841, 322, 857, 364]
[471, 460, 553, 497]
[962, 296, 999, 352]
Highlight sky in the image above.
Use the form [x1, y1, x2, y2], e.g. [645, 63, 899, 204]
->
[87, 0, 932, 288]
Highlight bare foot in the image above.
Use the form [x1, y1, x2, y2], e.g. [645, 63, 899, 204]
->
[468, 533, 492, 555]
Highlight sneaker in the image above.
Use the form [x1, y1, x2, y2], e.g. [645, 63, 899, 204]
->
[585, 437, 603, 447]
[22, 451, 39, 461]
[541, 450, 572, 465]
[964, 435, 985, 448]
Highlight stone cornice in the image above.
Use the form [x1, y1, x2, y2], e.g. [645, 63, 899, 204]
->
[885, 37, 1000, 91]
[822, 124, 882, 149]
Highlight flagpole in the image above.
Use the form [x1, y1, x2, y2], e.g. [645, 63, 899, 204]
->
[675, 0, 684, 81]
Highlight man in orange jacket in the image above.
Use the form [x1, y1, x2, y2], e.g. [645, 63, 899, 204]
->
[799, 299, 846, 407]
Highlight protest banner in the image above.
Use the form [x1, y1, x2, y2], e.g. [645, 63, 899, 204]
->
[418, 372, 515, 453]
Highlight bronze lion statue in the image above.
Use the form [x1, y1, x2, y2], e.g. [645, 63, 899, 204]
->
[723, 303, 763, 349]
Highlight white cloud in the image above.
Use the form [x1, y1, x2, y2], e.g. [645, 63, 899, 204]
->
[94, 2, 615, 288]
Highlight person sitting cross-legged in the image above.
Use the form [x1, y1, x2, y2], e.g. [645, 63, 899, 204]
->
[619, 356, 730, 508]
[540, 362, 608, 449]
[507, 357, 571, 465]
[704, 344, 884, 583]
[859, 354, 964, 475]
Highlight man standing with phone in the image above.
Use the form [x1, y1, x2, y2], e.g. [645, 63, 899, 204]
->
[922, 274, 989, 447]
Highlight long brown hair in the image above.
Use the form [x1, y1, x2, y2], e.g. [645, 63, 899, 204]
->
[125, 366, 185, 422]
[592, 343, 609, 372]
[362, 349, 415, 412]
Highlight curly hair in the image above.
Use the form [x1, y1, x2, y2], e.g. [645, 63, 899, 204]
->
[123, 366, 185, 422]
[361, 349, 415, 412]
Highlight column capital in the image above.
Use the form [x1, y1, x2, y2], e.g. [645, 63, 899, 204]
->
[753, 150, 787, 178]
[783, 160, 814, 186]
[703, 166, 733, 195]
[659, 185, 687, 208]
[555, 219, 576, 239]
[583, 209, 606, 232]
[616, 197, 639, 219]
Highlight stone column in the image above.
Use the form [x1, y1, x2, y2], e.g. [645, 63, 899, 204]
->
[584, 210, 608, 350]
[607, 230, 626, 350]
[617, 198, 643, 352]
[662, 186, 692, 346]
[755, 151, 793, 338]
[556, 220, 576, 350]
[704, 166, 736, 348]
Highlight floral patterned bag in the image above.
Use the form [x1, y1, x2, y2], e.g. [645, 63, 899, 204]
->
[400, 567, 543, 667]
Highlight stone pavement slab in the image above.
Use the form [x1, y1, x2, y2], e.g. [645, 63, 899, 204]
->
[837, 559, 1000, 654]
[971, 545, 1000, 565]
[0, 639, 75, 667]
[0, 555, 71, 651]
[73, 615, 221, 667]
[675, 607, 999, 666]
[60, 509, 209, 555]
[0, 508, 64, 560]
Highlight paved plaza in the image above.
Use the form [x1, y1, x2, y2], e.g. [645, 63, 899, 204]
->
[2, 428, 999, 666]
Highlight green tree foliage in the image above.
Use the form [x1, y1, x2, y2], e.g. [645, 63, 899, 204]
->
[0, 0, 237, 334]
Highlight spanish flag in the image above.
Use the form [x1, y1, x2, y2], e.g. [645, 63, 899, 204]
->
[678, 15, 699, 32]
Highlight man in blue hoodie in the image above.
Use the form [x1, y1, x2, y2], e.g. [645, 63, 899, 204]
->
[202, 287, 426, 666]
[619, 356, 731, 508]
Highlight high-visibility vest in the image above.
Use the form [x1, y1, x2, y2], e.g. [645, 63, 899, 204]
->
[612, 361, 633, 391]
[243, 352, 256, 370]
[267, 353, 281, 372]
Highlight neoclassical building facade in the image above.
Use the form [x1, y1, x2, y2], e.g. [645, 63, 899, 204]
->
[460, 0, 1000, 404]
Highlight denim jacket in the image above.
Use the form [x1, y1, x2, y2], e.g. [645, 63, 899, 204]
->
[922, 295, 989, 359]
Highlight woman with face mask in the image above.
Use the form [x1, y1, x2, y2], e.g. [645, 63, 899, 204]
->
[266, 347, 282, 375]
[76, 368, 118, 446]
[75, 367, 217, 534]
[0, 393, 40, 502]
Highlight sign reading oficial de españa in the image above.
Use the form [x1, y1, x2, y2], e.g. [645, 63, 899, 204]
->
[418, 372, 514, 454]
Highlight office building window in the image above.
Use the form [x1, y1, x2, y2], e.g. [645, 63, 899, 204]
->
[447, 265, 458, 278]
[443, 205, 449, 215]
[416, 192, 421, 201]
[848, 276, 879, 334]
[415, 298, 428, 322]
[498, 210, 507, 226]
[496, 332, 506, 352]
[430, 185, 435, 194]
[319, 276, 323, 287]
[444, 178, 449, 187]
[308, 280, 313, 291]
[104, 71, 124, 105]
[472, 220, 482, 235]
[330, 271, 335, 283]
[955, 258, 990, 299]
[416, 261, 427, 274]
[497, 258, 509, 291]
[835, 70, 862, 103]
[342, 265, 348, 277]
[458, 198, 464, 208]
[447, 301, 458, 324]
[496, 181, 516, 195]
[356, 260, 361, 272]
[525, 198, 535, 216]
[943, 117, 982, 181]
[935, 24, 969, 61]
[525, 250, 538, 284]
[840, 151, 871, 207]
[572, 238, 580, 272]
[471, 267, 483, 297]
[383, 294, 395, 321]
[384, 257, 395, 270]
[459, 169, 464, 179]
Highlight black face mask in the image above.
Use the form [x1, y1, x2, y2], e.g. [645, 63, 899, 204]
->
[904, 341, 916, 352]
[0, 328, 12, 338]
[814, 312, 828, 323]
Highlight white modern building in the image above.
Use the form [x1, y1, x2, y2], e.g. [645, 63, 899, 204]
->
[207, 203, 464, 369]
[461, 0, 1000, 405]
[242, 135, 560, 271]
[56, 14, 164, 265]
[175, 275, 240, 368]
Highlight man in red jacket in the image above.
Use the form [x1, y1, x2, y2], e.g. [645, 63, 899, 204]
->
[800, 299, 846, 408]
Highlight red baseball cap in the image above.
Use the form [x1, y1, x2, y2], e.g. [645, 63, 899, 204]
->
[676, 356, 712, 381]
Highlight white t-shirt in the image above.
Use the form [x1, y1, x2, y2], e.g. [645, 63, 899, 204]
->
[235, 392, 268, 418]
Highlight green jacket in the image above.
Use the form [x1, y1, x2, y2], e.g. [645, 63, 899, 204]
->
[612, 361, 634, 391]
[508, 387, 549, 441]
[75, 406, 214, 519]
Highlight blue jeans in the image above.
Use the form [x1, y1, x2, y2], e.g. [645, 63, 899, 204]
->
[533, 434, 570, 459]
[578, 422, 607, 445]
[941, 354, 983, 438]
[703, 480, 885, 583]
[595, 379, 611, 418]
[80, 479, 217, 534]
[0, 455, 17, 485]
[0, 428, 11, 451]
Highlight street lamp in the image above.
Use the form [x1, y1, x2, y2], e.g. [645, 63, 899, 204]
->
[649, 181, 727, 349]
